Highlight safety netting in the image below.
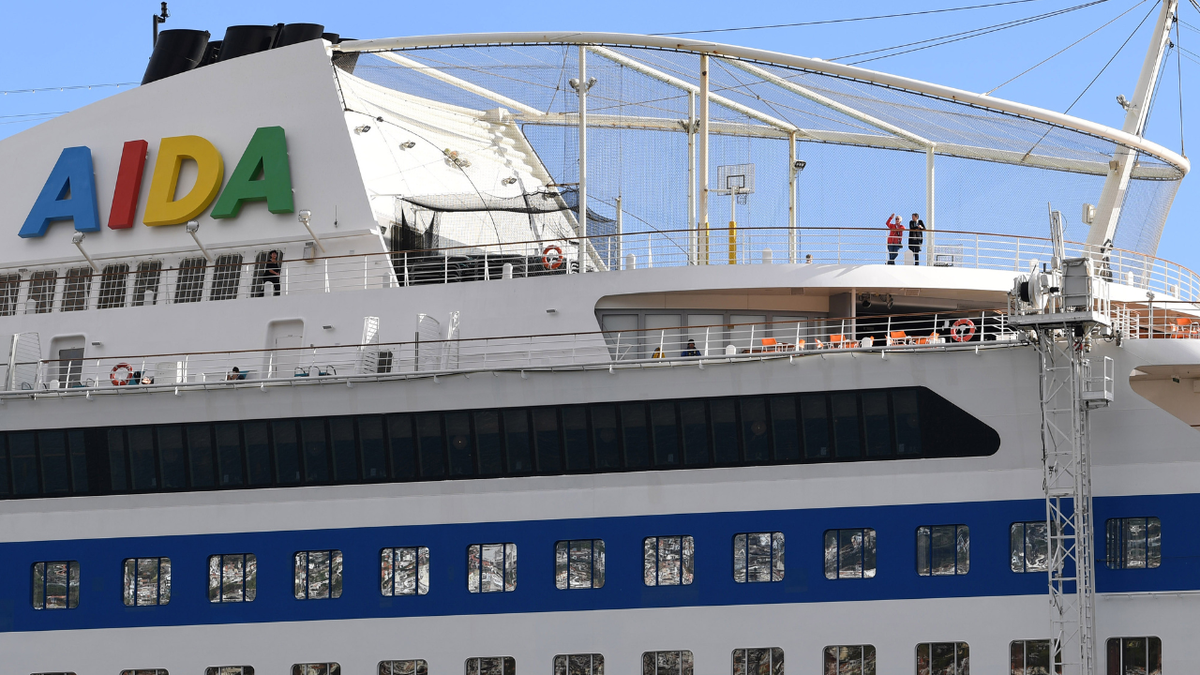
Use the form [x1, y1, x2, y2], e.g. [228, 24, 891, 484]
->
[331, 41, 1184, 266]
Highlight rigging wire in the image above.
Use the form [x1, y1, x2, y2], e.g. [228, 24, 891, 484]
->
[1, 82, 137, 95]
[835, 0, 1111, 65]
[651, 0, 1048, 36]
[1061, 0, 1159, 114]
[985, 0, 1149, 95]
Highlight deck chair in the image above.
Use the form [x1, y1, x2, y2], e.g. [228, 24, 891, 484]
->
[887, 330, 909, 346]
[917, 332, 941, 345]
[1172, 317, 1192, 337]
[761, 337, 778, 352]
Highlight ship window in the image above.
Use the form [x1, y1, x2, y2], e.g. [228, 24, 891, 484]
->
[377, 350, 394, 373]
[380, 661, 427, 675]
[208, 553, 256, 603]
[32, 672, 78, 675]
[211, 254, 244, 301]
[554, 654, 603, 675]
[359, 417, 388, 481]
[31, 561, 79, 609]
[915, 642, 968, 675]
[916, 525, 969, 576]
[823, 646, 875, 675]
[733, 648, 783, 675]
[174, 257, 207, 304]
[734, 532, 784, 583]
[29, 270, 57, 313]
[120, 670, 168, 675]
[206, 668, 254, 675]
[467, 543, 516, 593]
[1106, 637, 1161, 675]
[98, 263, 129, 309]
[824, 528, 876, 579]
[642, 651, 692, 675]
[1011, 522, 1052, 573]
[474, 410, 503, 476]
[1105, 517, 1161, 569]
[555, 539, 605, 589]
[534, 407, 563, 473]
[644, 535, 694, 586]
[123, 557, 170, 606]
[466, 657, 514, 675]
[381, 546, 430, 596]
[293, 665, 340, 675]
[62, 266, 92, 312]
[1010, 640, 1060, 675]
[0, 273, 20, 316]
[800, 394, 831, 459]
[132, 261, 163, 306]
[294, 550, 343, 600]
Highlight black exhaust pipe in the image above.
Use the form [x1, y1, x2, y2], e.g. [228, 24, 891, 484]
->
[216, 24, 282, 62]
[277, 23, 326, 47]
[141, 28, 210, 85]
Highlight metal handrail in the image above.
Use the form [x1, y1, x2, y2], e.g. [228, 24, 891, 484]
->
[0, 226, 1197, 317]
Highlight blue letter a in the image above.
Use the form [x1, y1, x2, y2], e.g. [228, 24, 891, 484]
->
[19, 147, 101, 238]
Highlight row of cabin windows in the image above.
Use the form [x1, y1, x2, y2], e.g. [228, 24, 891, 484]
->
[0, 387, 998, 500]
[0, 252, 282, 316]
[29, 517, 1164, 610]
[26, 638, 1166, 675]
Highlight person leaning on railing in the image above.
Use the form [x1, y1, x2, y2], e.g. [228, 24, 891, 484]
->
[886, 214, 904, 265]
[908, 213, 926, 266]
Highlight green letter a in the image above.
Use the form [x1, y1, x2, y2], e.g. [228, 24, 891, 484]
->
[211, 126, 294, 219]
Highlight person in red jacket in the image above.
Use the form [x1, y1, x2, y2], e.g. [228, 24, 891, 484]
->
[886, 213, 904, 264]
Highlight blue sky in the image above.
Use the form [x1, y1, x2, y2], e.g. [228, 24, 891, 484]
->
[3, 0, 1197, 266]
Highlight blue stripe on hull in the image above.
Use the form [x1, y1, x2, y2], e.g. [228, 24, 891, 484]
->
[0, 494, 1192, 632]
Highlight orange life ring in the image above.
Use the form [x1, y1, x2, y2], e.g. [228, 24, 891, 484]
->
[110, 362, 132, 386]
[542, 245, 564, 270]
[951, 318, 976, 342]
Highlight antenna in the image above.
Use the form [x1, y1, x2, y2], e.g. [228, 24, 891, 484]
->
[153, 2, 169, 46]
[1048, 203, 1065, 272]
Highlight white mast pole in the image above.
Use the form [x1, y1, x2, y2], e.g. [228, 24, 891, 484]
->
[688, 93, 697, 265]
[789, 131, 798, 263]
[1087, 0, 1179, 250]
[577, 44, 589, 274]
[699, 55, 711, 265]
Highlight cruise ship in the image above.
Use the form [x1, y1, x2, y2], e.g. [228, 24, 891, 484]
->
[0, 5, 1194, 675]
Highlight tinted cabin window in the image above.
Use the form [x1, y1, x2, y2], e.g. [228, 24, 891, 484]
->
[132, 260, 163, 306]
[175, 257, 207, 304]
[29, 270, 57, 313]
[62, 267, 92, 312]
[0, 273, 20, 316]
[211, 254, 243, 301]
[98, 263, 129, 309]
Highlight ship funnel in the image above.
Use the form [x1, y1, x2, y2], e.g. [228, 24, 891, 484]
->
[216, 24, 282, 62]
[141, 29, 210, 85]
[277, 23, 326, 47]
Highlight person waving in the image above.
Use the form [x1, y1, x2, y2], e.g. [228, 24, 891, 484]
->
[885, 213, 904, 265]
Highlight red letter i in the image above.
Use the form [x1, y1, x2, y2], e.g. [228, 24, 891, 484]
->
[108, 140, 148, 229]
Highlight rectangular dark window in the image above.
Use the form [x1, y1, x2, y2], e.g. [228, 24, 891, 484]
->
[1010, 640, 1060, 675]
[29, 270, 57, 313]
[651, 401, 680, 467]
[801, 395, 831, 459]
[831, 393, 861, 458]
[67, 430, 87, 494]
[37, 430, 70, 494]
[740, 397, 769, 463]
[211, 254, 243, 301]
[330, 417, 360, 482]
[916, 643, 968, 675]
[621, 403, 651, 469]
[415, 413, 445, 478]
[157, 425, 188, 490]
[861, 391, 892, 457]
[32, 560, 80, 609]
[770, 396, 800, 462]
[188, 424, 215, 488]
[62, 267, 92, 312]
[358, 417, 387, 481]
[504, 409, 532, 474]
[273, 420, 301, 485]
[710, 398, 739, 465]
[533, 407, 562, 473]
[243, 422, 272, 486]
[562, 406, 591, 472]
[0, 273, 20, 316]
[474, 411, 503, 476]
[10, 432, 37, 495]
[301, 418, 330, 483]
[916, 524, 970, 576]
[1106, 637, 1161, 675]
[127, 427, 157, 491]
[893, 389, 921, 455]
[215, 423, 243, 487]
[825, 646, 875, 675]
[1105, 517, 1162, 569]
[0, 435, 9, 496]
[97, 263, 129, 309]
[387, 415, 417, 480]
[445, 412, 474, 477]
[590, 405, 619, 470]
[680, 400, 710, 466]
[175, 257, 207, 304]
[108, 429, 128, 491]
[132, 260, 162, 306]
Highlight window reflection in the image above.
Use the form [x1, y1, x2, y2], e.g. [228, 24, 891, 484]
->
[916, 525, 969, 576]
[915, 642, 968, 675]
[1011, 522, 1053, 573]
[31, 560, 80, 609]
[1106, 637, 1161, 675]
[642, 651, 693, 675]
[294, 550, 343, 600]
[381, 547, 430, 596]
[380, 660, 428, 675]
[823, 645, 876, 675]
[733, 648, 783, 675]
[733, 532, 784, 583]
[644, 535, 695, 586]
[123, 557, 171, 606]
[208, 553, 256, 603]
[824, 529, 876, 579]
[207, 668, 255, 675]
[292, 665, 340, 675]
[465, 657, 515, 675]
[1010, 640, 1061, 675]
[555, 540, 605, 589]
[119, 670, 168, 675]
[1105, 517, 1161, 569]
[467, 543, 517, 593]
[554, 654, 603, 675]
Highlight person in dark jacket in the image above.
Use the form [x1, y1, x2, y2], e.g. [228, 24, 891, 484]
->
[907, 213, 926, 265]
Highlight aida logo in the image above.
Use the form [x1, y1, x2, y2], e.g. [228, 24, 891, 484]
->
[19, 126, 294, 238]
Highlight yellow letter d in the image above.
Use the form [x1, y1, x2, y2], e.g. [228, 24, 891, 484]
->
[143, 135, 225, 226]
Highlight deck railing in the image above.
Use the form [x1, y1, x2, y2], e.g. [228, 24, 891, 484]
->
[0, 227, 1197, 318]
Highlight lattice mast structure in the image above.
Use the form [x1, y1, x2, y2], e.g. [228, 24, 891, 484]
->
[1011, 210, 1115, 675]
